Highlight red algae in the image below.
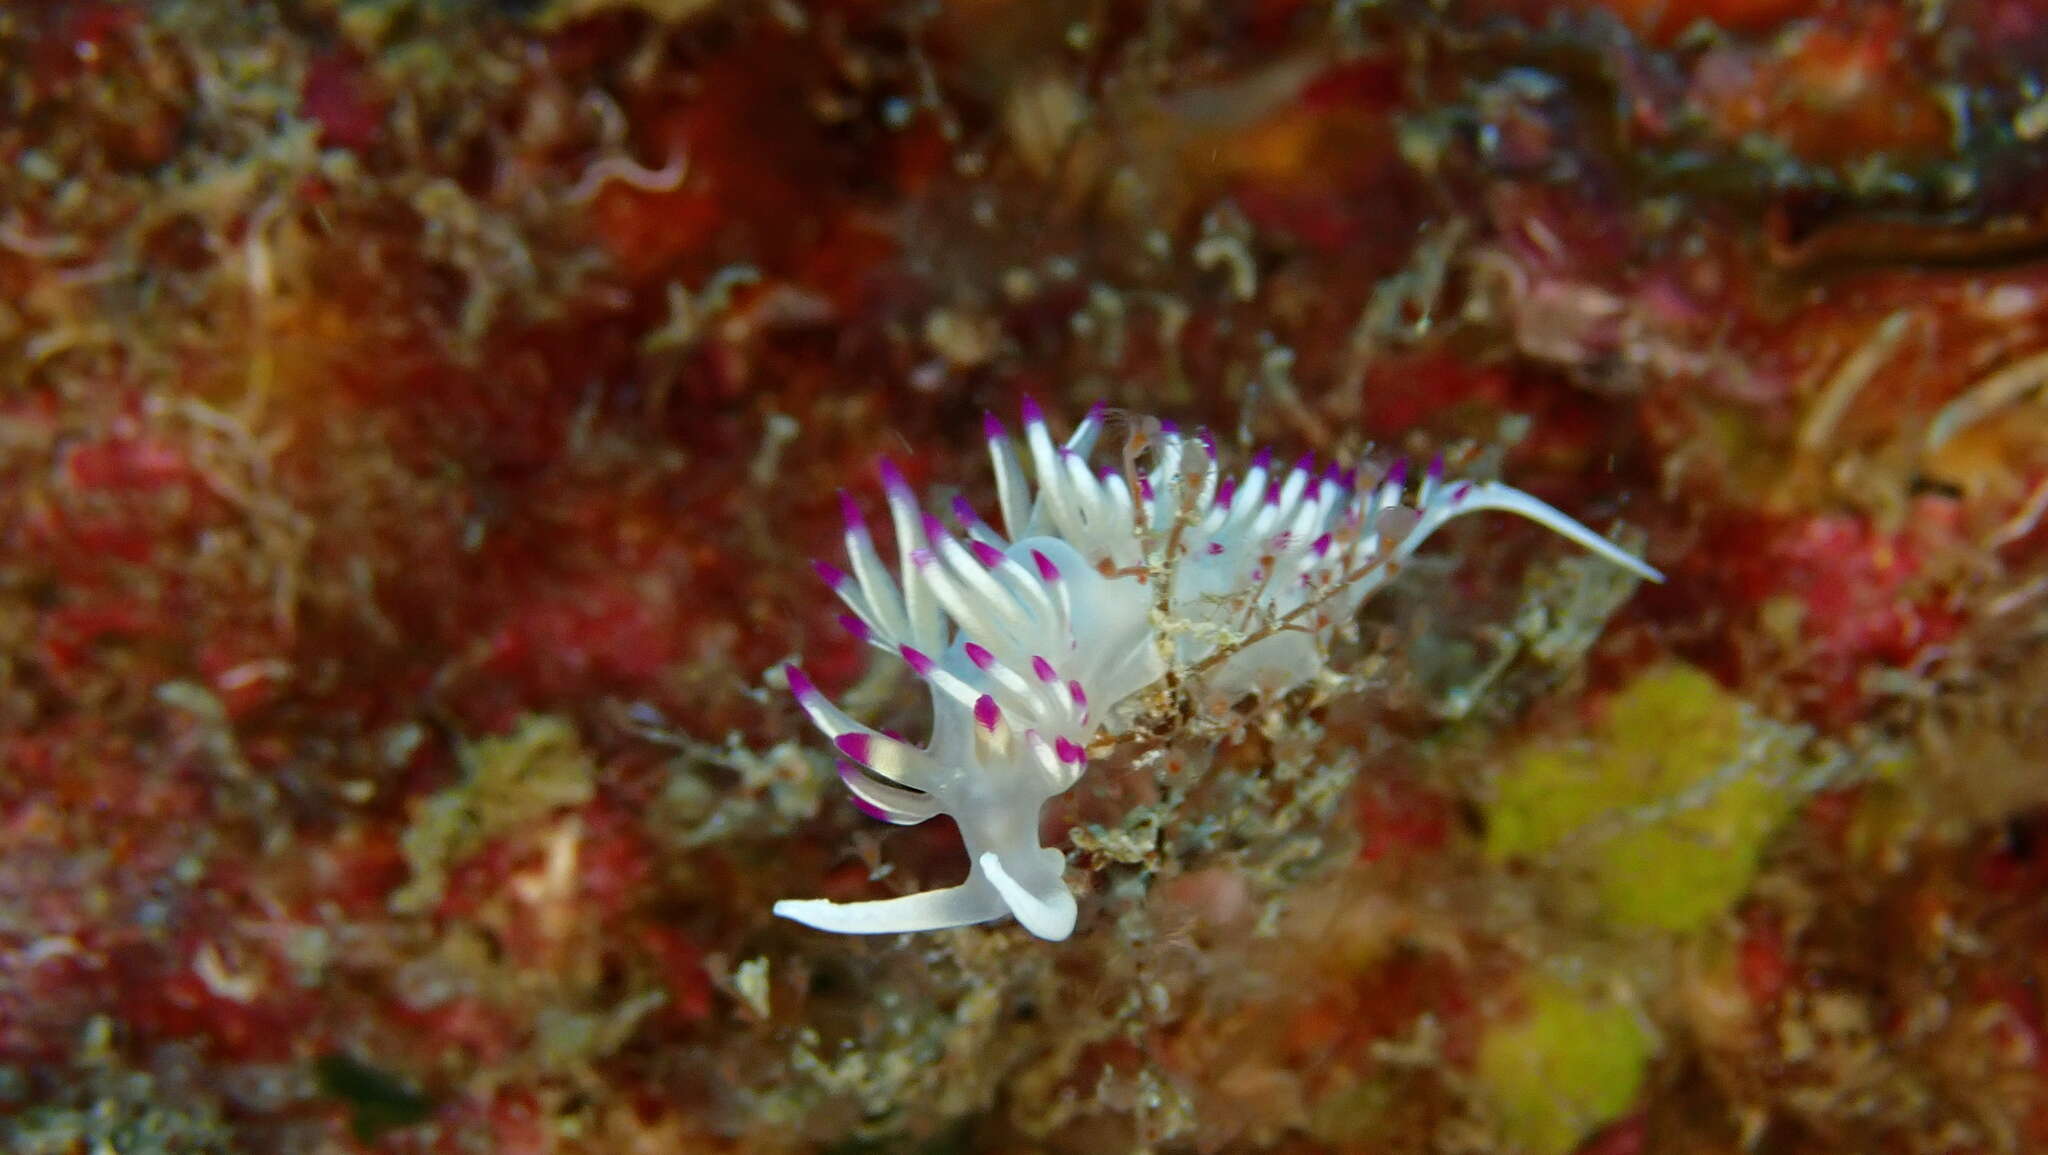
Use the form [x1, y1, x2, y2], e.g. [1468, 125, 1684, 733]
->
[300, 49, 387, 154]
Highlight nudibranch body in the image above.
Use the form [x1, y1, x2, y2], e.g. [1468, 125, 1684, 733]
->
[776, 402, 1660, 940]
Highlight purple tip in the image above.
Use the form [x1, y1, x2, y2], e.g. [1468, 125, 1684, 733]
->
[1427, 453, 1445, 483]
[1340, 467, 1359, 490]
[1198, 429, 1217, 456]
[900, 645, 935, 676]
[878, 457, 910, 495]
[910, 547, 937, 569]
[1293, 452, 1315, 475]
[1055, 736, 1085, 764]
[1031, 656, 1057, 683]
[1160, 418, 1179, 434]
[983, 411, 1005, 440]
[1450, 481, 1474, 503]
[973, 695, 1001, 733]
[1207, 541, 1225, 555]
[1084, 400, 1105, 422]
[812, 559, 848, 589]
[969, 540, 1005, 568]
[1216, 477, 1238, 509]
[1031, 549, 1061, 581]
[785, 665, 815, 699]
[1312, 532, 1333, 557]
[951, 495, 983, 525]
[920, 512, 947, 541]
[838, 491, 866, 532]
[1252, 447, 1273, 470]
[1386, 458, 1410, 487]
[1138, 477, 1155, 501]
[1321, 462, 1343, 483]
[834, 732, 873, 762]
[837, 614, 871, 641]
[964, 642, 996, 670]
[1067, 681, 1087, 709]
[1021, 395, 1044, 425]
[1265, 480, 1282, 507]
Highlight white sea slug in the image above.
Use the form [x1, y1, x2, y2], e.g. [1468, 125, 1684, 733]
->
[776, 400, 1660, 940]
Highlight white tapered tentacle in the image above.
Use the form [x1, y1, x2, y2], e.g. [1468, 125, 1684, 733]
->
[1401, 480, 1664, 582]
[773, 876, 1009, 935]
[978, 851, 1075, 941]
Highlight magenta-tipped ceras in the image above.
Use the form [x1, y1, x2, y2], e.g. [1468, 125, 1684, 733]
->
[776, 403, 1660, 940]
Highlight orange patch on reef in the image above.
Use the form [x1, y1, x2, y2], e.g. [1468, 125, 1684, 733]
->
[1221, 72, 1412, 254]
[1689, 10, 1951, 164]
[1285, 950, 1479, 1069]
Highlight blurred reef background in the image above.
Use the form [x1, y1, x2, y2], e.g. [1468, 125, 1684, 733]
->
[4, 0, 2048, 1151]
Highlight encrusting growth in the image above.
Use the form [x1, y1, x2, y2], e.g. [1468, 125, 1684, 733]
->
[777, 401, 1662, 940]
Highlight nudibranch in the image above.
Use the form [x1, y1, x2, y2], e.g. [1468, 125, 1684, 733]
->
[776, 401, 1660, 940]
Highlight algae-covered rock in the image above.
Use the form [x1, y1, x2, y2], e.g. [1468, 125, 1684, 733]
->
[391, 715, 597, 914]
[1487, 663, 1804, 932]
[1476, 979, 1651, 1155]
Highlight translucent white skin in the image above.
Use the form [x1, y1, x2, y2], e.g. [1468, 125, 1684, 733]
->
[775, 403, 1662, 940]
